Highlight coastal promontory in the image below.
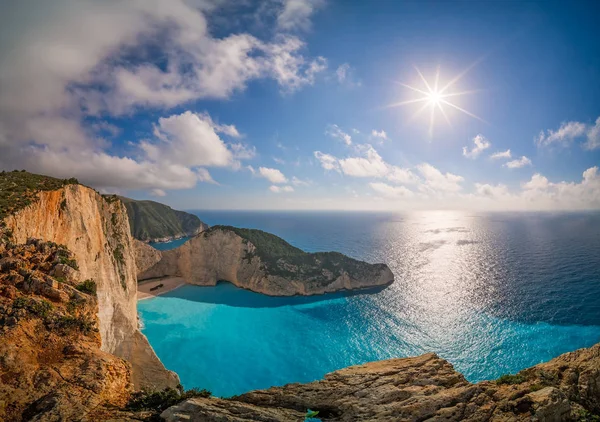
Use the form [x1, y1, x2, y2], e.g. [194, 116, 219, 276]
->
[138, 225, 395, 296]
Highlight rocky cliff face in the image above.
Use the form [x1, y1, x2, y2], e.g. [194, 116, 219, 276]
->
[0, 236, 132, 421]
[139, 227, 394, 296]
[2, 185, 178, 390]
[162, 344, 600, 421]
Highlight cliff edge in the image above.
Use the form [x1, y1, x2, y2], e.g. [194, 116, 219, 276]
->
[120, 196, 208, 243]
[0, 172, 178, 390]
[162, 343, 600, 421]
[138, 225, 394, 296]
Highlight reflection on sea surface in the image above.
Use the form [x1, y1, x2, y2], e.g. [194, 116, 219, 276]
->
[139, 211, 600, 397]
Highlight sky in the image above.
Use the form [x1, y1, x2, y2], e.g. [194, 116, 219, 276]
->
[0, 0, 599, 211]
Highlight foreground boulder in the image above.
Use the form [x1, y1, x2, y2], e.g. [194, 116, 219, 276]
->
[139, 226, 394, 296]
[162, 344, 600, 421]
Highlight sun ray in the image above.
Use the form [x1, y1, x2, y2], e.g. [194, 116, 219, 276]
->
[439, 99, 486, 123]
[437, 102, 452, 127]
[439, 89, 482, 99]
[391, 65, 485, 136]
[415, 66, 433, 92]
[382, 97, 430, 109]
[395, 82, 431, 97]
[439, 56, 484, 94]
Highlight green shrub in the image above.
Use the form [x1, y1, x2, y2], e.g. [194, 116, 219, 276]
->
[12, 297, 53, 319]
[76, 279, 97, 296]
[59, 256, 79, 270]
[126, 387, 211, 412]
[496, 373, 527, 385]
[55, 314, 96, 334]
[113, 244, 124, 265]
[577, 409, 600, 422]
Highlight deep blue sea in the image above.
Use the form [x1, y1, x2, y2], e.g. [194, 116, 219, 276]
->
[138, 211, 600, 397]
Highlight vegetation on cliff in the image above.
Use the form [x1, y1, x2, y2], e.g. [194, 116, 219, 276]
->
[207, 225, 390, 282]
[120, 196, 207, 242]
[0, 229, 130, 421]
[0, 170, 78, 219]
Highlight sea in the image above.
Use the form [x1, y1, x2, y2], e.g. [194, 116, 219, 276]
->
[139, 210, 600, 397]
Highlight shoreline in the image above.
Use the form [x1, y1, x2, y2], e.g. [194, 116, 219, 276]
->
[137, 277, 186, 301]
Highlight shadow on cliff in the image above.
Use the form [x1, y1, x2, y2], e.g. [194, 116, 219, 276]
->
[161, 281, 390, 308]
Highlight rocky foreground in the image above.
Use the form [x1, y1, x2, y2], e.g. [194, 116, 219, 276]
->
[162, 345, 600, 421]
[138, 225, 394, 296]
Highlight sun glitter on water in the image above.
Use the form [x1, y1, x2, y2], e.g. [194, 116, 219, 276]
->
[387, 65, 485, 137]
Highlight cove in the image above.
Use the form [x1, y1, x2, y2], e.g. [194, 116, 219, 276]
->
[138, 282, 600, 398]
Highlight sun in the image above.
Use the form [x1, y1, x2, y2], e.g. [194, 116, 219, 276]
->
[386, 65, 484, 137]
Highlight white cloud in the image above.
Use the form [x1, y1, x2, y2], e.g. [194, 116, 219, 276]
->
[339, 146, 388, 178]
[335, 63, 361, 88]
[371, 130, 388, 141]
[277, 0, 324, 32]
[369, 182, 414, 198]
[535, 121, 586, 148]
[149, 111, 235, 168]
[522, 173, 550, 190]
[462, 134, 491, 159]
[504, 156, 532, 169]
[474, 183, 510, 198]
[417, 163, 464, 193]
[246, 165, 256, 175]
[519, 167, 600, 209]
[269, 185, 294, 193]
[325, 124, 352, 145]
[336, 63, 350, 83]
[291, 176, 310, 186]
[259, 167, 288, 183]
[0, 0, 325, 193]
[584, 117, 600, 150]
[314, 151, 340, 171]
[490, 149, 512, 160]
[151, 189, 167, 197]
[314, 146, 419, 185]
[273, 157, 286, 165]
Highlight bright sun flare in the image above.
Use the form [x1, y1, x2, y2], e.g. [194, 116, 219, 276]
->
[387, 66, 484, 137]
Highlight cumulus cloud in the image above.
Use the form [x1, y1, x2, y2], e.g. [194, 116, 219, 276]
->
[314, 146, 419, 185]
[462, 134, 491, 159]
[291, 176, 310, 186]
[535, 117, 600, 150]
[0, 0, 325, 193]
[325, 124, 352, 145]
[369, 182, 414, 198]
[269, 185, 294, 193]
[474, 183, 510, 198]
[504, 156, 532, 169]
[490, 149, 512, 160]
[371, 130, 388, 141]
[277, 0, 324, 32]
[314, 151, 339, 171]
[584, 117, 600, 150]
[336, 63, 350, 83]
[535, 121, 586, 148]
[519, 167, 600, 209]
[417, 163, 464, 193]
[335, 63, 361, 88]
[259, 167, 288, 183]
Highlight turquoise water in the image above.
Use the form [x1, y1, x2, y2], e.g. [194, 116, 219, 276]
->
[149, 236, 191, 251]
[138, 211, 600, 397]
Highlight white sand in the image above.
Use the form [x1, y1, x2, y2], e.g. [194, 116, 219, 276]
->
[137, 277, 186, 301]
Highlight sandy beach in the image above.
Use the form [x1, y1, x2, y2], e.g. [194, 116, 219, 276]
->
[137, 277, 186, 301]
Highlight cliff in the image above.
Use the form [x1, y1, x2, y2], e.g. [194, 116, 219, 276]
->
[0, 234, 132, 421]
[138, 226, 394, 296]
[1, 177, 178, 390]
[120, 196, 208, 243]
[162, 344, 600, 421]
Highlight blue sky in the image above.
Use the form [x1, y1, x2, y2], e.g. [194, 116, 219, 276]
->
[1, 0, 599, 210]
